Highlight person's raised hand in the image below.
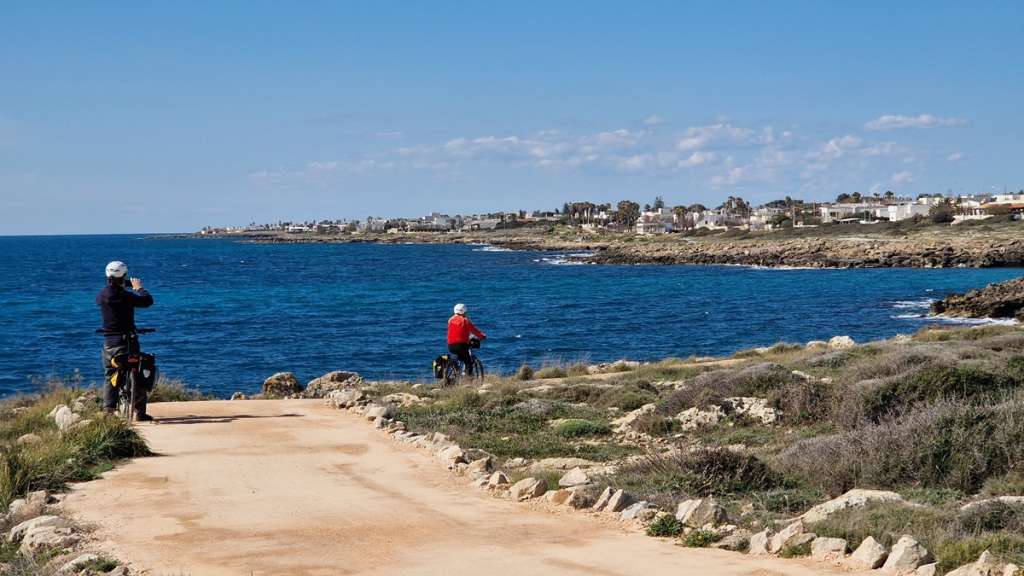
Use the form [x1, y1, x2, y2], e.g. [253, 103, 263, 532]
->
[130, 277, 144, 290]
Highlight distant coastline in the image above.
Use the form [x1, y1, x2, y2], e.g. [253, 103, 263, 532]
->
[183, 219, 1024, 269]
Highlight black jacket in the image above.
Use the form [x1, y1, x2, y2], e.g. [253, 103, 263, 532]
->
[96, 284, 154, 344]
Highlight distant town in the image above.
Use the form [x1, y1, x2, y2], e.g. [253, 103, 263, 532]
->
[200, 190, 1024, 237]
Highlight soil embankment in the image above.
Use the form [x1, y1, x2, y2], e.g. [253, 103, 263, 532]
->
[63, 399, 855, 576]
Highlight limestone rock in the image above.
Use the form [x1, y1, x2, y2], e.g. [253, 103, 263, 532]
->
[675, 406, 724, 430]
[806, 340, 829, 349]
[60, 553, 100, 574]
[1006, 564, 1021, 576]
[675, 497, 728, 528]
[558, 467, 590, 488]
[486, 471, 510, 489]
[527, 458, 598, 473]
[592, 487, 613, 511]
[946, 551, 1006, 576]
[4, 490, 48, 527]
[364, 403, 396, 420]
[230, 392, 246, 400]
[381, 392, 429, 407]
[262, 372, 302, 398]
[713, 529, 752, 552]
[801, 488, 904, 523]
[882, 535, 933, 573]
[723, 396, 781, 424]
[603, 489, 633, 513]
[438, 445, 466, 465]
[611, 403, 657, 433]
[749, 529, 773, 555]
[466, 457, 493, 477]
[769, 520, 807, 554]
[960, 496, 1024, 511]
[811, 537, 848, 561]
[916, 563, 938, 576]
[304, 370, 363, 398]
[325, 388, 365, 409]
[52, 406, 81, 433]
[15, 433, 41, 446]
[828, 335, 856, 349]
[619, 501, 655, 521]
[848, 536, 888, 570]
[9, 515, 68, 541]
[19, 526, 78, 554]
[510, 477, 547, 501]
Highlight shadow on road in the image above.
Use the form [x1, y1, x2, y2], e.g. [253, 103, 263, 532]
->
[152, 413, 304, 425]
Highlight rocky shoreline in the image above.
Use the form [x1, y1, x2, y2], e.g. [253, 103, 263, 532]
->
[932, 277, 1024, 320]
[189, 224, 1024, 268]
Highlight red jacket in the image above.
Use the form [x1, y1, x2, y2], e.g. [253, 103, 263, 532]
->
[448, 314, 485, 345]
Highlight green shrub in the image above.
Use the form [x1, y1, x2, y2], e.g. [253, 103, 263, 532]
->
[984, 471, 1024, 496]
[646, 514, 684, 537]
[556, 419, 611, 438]
[859, 366, 1017, 422]
[595, 386, 657, 411]
[635, 414, 678, 436]
[535, 367, 567, 379]
[933, 533, 1024, 573]
[750, 488, 825, 514]
[779, 540, 813, 558]
[682, 529, 721, 547]
[566, 363, 591, 377]
[147, 377, 215, 402]
[901, 487, 965, 506]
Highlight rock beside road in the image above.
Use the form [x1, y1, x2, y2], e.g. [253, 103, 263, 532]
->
[262, 372, 303, 398]
[304, 371, 363, 398]
[931, 277, 1024, 320]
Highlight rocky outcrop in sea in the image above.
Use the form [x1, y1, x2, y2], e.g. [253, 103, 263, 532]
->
[931, 277, 1024, 320]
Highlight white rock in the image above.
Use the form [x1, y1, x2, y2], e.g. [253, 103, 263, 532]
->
[748, 529, 773, 555]
[946, 551, 1006, 576]
[4, 490, 47, 525]
[801, 489, 905, 524]
[1005, 564, 1021, 576]
[675, 498, 728, 527]
[723, 396, 781, 425]
[438, 445, 466, 464]
[603, 489, 633, 513]
[19, 526, 78, 554]
[8, 515, 68, 541]
[325, 388, 365, 408]
[811, 537, 848, 561]
[916, 563, 938, 576]
[364, 403, 396, 420]
[847, 536, 888, 570]
[675, 406, 724, 430]
[592, 487, 613, 510]
[828, 335, 856, 349]
[486, 471, 510, 489]
[882, 535, 933, 572]
[619, 501, 654, 521]
[510, 477, 547, 501]
[806, 340, 829, 349]
[466, 457, 493, 477]
[769, 520, 806, 554]
[15, 433, 42, 446]
[960, 496, 1024, 511]
[60, 553, 99, 574]
[558, 467, 590, 488]
[610, 403, 657, 433]
[52, 406, 81, 433]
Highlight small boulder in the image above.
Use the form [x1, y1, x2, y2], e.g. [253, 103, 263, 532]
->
[848, 536, 888, 570]
[1005, 564, 1021, 576]
[882, 535, 933, 573]
[619, 501, 656, 521]
[675, 497, 728, 528]
[558, 467, 590, 488]
[364, 403, 397, 420]
[749, 529, 773, 555]
[326, 388, 365, 409]
[262, 372, 302, 398]
[19, 526, 78, 554]
[806, 340, 829, 349]
[230, 392, 247, 400]
[610, 403, 657, 433]
[801, 489, 904, 523]
[304, 371, 363, 398]
[946, 551, 1005, 576]
[811, 537, 848, 561]
[52, 406, 81, 433]
[466, 457, 493, 477]
[510, 477, 547, 501]
[9, 515, 68, 541]
[769, 520, 807, 554]
[486, 471, 510, 490]
[546, 489, 584, 508]
[381, 392, 429, 407]
[828, 335, 856, 349]
[592, 487, 613, 510]
[60, 553, 100, 574]
[15, 433, 41, 446]
[4, 491, 47, 525]
[603, 489, 633, 513]
[713, 529, 752, 552]
[438, 445, 466, 465]
[916, 564, 938, 576]
[675, 406, 724, 430]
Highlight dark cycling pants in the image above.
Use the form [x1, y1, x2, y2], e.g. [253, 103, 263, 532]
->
[101, 344, 148, 414]
[448, 343, 474, 375]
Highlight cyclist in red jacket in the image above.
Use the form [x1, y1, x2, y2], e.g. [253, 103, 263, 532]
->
[448, 303, 486, 375]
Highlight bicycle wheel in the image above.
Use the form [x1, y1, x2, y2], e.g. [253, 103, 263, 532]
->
[471, 358, 485, 381]
[443, 361, 460, 387]
[117, 376, 132, 421]
[126, 371, 137, 423]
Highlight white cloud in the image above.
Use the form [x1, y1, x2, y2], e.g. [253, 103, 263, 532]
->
[947, 151, 964, 162]
[676, 123, 772, 152]
[891, 170, 914, 185]
[642, 115, 665, 126]
[865, 114, 966, 130]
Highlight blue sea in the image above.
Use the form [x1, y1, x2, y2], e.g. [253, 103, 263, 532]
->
[0, 235, 1021, 398]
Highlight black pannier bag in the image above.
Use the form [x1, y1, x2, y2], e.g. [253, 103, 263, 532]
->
[139, 353, 158, 391]
[432, 355, 449, 379]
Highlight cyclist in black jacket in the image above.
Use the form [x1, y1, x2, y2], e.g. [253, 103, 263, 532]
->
[96, 261, 155, 420]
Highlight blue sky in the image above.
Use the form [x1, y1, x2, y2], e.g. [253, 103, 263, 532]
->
[1, 1, 1021, 234]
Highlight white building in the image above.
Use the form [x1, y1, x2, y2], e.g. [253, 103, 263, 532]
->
[636, 209, 673, 234]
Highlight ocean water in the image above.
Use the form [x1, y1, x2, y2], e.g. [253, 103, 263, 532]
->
[1, 235, 1021, 397]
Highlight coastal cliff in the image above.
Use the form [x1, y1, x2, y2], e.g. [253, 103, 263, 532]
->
[932, 277, 1024, 320]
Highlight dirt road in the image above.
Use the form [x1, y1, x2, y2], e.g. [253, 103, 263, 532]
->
[63, 400, 858, 576]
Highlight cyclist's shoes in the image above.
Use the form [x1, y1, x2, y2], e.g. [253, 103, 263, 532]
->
[135, 412, 155, 422]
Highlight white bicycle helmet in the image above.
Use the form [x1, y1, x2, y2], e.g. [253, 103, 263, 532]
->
[105, 261, 128, 279]
[453, 303, 468, 315]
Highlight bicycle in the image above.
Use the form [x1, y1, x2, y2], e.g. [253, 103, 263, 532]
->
[97, 328, 156, 422]
[441, 337, 486, 386]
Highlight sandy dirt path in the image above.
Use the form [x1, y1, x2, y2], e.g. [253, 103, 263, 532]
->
[63, 400, 860, 576]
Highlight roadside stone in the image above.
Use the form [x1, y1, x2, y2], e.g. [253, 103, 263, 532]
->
[592, 487, 614, 511]
[619, 501, 654, 521]
[916, 563, 938, 576]
[801, 488, 905, 523]
[603, 489, 633, 513]
[262, 372, 302, 398]
[811, 537, 848, 561]
[9, 515, 68, 541]
[15, 433, 42, 446]
[828, 335, 856, 349]
[882, 535, 933, 572]
[52, 406, 81, 433]
[304, 370, 363, 398]
[381, 392, 429, 407]
[466, 457, 493, 477]
[713, 529, 752, 552]
[230, 392, 246, 400]
[1005, 564, 1021, 576]
[946, 551, 1004, 576]
[510, 477, 547, 501]
[60, 553, 99, 574]
[848, 536, 889, 570]
[558, 467, 590, 488]
[438, 445, 466, 465]
[527, 457, 597, 474]
[486, 471, 510, 489]
[769, 520, 807, 554]
[364, 403, 397, 421]
[960, 496, 1024, 511]
[4, 491, 48, 525]
[675, 497, 728, 527]
[19, 526, 78, 554]
[748, 529, 773, 555]
[325, 388, 365, 409]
